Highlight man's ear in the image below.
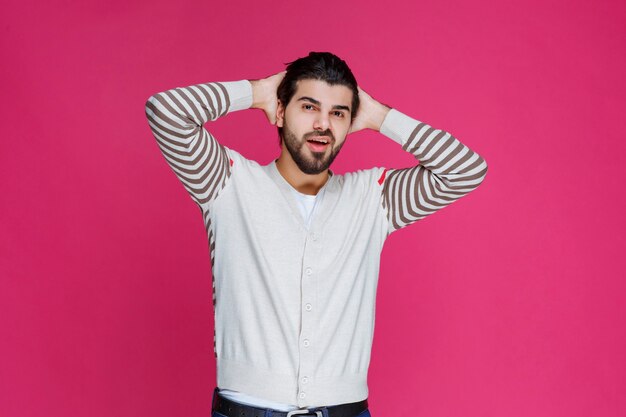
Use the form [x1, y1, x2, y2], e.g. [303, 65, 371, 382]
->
[276, 100, 285, 128]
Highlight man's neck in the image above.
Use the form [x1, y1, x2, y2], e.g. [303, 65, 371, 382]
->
[275, 153, 331, 196]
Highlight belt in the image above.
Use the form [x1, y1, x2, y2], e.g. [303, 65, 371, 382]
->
[211, 388, 369, 417]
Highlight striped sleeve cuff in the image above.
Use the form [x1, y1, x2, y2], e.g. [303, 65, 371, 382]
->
[219, 80, 254, 112]
[380, 108, 421, 147]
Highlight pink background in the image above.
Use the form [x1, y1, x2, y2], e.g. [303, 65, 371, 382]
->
[1, 0, 625, 416]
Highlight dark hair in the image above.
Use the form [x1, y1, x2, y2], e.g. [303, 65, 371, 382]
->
[277, 52, 359, 142]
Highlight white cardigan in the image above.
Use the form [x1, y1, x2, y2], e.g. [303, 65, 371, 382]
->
[145, 79, 488, 408]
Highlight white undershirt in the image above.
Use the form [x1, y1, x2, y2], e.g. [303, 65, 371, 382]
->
[289, 186, 324, 229]
[217, 388, 300, 411]
[218, 186, 325, 411]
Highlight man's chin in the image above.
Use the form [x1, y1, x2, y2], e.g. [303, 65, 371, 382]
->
[298, 165, 327, 175]
[287, 144, 336, 175]
[296, 159, 330, 175]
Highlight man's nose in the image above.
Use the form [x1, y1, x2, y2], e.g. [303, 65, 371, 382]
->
[313, 112, 330, 131]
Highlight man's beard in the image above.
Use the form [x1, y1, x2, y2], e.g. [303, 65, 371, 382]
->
[281, 122, 345, 175]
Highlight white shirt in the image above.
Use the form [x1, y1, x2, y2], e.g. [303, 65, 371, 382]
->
[290, 184, 325, 230]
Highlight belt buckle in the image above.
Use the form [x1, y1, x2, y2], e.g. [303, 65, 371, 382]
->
[286, 409, 323, 417]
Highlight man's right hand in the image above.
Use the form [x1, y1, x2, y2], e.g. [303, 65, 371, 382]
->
[250, 71, 286, 125]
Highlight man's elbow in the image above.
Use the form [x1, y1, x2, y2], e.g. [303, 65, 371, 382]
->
[145, 94, 159, 117]
[474, 156, 489, 187]
[145, 93, 169, 123]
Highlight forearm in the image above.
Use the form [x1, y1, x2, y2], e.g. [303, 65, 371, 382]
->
[144, 80, 252, 207]
[381, 109, 488, 187]
[145, 80, 252, 133]
[380, 109, 488, 231]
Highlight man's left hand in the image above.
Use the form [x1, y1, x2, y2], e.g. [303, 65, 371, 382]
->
[348, 87, 391, 134]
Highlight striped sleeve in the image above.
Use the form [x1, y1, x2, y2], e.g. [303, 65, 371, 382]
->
[380, 109, 488, 233]
[144, 80, 253, 209]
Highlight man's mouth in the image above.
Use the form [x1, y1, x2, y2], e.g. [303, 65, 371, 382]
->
[306, 136, 331, 152]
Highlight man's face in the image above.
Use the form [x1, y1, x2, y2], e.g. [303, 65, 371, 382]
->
[277, 79, 353, 175]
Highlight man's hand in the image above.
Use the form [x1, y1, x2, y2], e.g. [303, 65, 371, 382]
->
[348, 87, 391, 134]
[250, 71, 286, 125]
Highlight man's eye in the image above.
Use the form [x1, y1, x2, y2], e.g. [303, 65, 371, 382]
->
[334, 111, 345, 118]
[303, 104, 315, 110]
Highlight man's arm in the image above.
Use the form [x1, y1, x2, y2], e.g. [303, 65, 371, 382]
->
[351, 87, 489, 233]
[144, 73, 284, 209]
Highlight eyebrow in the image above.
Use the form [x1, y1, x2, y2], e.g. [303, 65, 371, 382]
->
[297, 96, 351, 112]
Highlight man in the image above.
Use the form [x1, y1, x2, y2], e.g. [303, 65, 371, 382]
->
[145, 52, 488, 417]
